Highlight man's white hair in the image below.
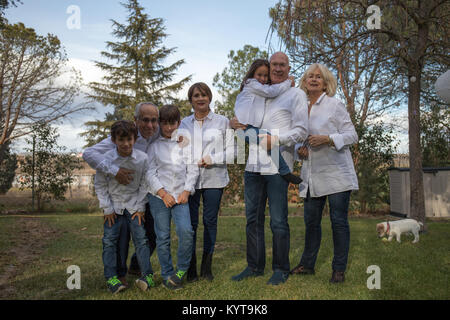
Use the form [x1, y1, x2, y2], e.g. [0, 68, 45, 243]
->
[134, 102, 159, 118]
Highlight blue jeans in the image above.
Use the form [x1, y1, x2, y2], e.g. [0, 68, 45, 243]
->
[116, 218, 130, 277]
[300, 190, 351, 272]
[188, 188, 224, 255]
[102, 209, 153, 279]
[129, 202, 157, 270]
[148, 194, 194, 280]
[237, 125, 291, 175]
[244, 171, 290, 273]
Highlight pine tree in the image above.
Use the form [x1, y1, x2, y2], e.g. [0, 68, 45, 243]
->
[82, 0, 191, 146]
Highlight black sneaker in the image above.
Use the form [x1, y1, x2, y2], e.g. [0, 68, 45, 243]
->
[163, 278, 183, 290]
[231, 267, 264, 281]
[267, 271, 289, 285]
[281, 173, 302, 184]
[168, 270, 186, 286]
[135, 274, 156, 291]
[106, 276, 126, 294]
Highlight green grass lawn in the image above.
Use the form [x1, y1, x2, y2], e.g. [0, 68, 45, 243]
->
[0, 212, 449, 300]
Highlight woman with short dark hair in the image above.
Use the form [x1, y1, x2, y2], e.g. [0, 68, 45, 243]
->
[180, 82, 234, 282]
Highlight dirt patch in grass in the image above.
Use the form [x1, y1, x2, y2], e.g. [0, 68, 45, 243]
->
[0, 217, 60, 299]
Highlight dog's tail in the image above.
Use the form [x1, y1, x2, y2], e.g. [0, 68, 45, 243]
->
[418, 221, 425, 233]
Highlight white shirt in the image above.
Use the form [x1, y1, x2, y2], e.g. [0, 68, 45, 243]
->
[146, 135, 199, 200]
[245, 87, 309, 174]
[179, 111, 234, 189]
[234, 79, 292, 127]
[295, 93, 359, 198]
[94, 148, 149, 215]
[82, 129, 160, 177]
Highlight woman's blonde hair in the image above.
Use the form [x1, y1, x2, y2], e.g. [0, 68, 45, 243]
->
[299, 63, 337, 97]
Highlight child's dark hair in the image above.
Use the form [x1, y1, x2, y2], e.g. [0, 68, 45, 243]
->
[159, 104, 181, 123]
[240, 59, 270, 92]
[111, 120, 138, 140]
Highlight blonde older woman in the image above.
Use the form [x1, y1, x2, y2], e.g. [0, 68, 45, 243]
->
[290, 63, 358, 283]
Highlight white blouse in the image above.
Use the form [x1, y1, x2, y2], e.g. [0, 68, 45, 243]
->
[179, 111, 234, 189]
[296, 93, 359, 198]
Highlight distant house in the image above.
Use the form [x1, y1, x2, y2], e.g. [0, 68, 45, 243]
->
[393, 154, 409, 168]
[12, 154, 96, 198]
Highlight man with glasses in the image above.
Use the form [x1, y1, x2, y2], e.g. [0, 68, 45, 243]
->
[83, 102, 160, 284]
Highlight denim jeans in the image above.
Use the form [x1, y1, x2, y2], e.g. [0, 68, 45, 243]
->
[237, 125, 291, 175]
[102, 209, 153, 279]
[188, 188, 224, 255]
[244, 171, 290, 273]
[116, 217, 130, 277]
[129, 202, 157, 270]
[300, 190, 351, 272]
[148, 194, 194, 280]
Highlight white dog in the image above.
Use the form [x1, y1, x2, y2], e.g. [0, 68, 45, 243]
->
[376, 219, 423, 243]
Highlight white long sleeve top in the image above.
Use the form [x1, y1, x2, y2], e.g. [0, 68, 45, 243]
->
[82, 128, 160, 177]
[94, 148, 149, 215]
[234, 78, 292, 127]
[295, 93, 359, 198]
[245, 87, 309, 174]
[179, 111, 234, 189]
[146, 135, 199, 200]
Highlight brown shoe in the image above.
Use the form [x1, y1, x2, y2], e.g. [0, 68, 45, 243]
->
[290, 264, 315, 275]
[329, 271, 345, 283]
[118, 277, 128, 287]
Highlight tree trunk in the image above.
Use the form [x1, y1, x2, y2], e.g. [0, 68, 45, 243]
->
[407, 70, 426, 230]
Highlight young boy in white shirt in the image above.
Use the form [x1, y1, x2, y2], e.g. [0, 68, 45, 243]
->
[147, 105, 199, 290]
[94, 120, 155, 294]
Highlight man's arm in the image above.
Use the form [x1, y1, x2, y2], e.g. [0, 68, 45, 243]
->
[82, 137, 134, 184]
[82, 137, 117, 175]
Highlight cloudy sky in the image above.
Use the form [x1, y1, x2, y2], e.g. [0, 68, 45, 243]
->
[5, 0, 409, 153]
[6, 0, 283, 152]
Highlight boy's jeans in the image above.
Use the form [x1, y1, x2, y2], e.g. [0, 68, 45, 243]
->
[236, 125, 291, 175]
[102, 209, 153, 279]
[148, 194, 194, 280]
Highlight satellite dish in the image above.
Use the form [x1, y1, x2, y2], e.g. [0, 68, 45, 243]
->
[435, 70, 450, 103]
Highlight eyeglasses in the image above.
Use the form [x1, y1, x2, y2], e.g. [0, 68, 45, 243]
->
[138, 117, 158, 124]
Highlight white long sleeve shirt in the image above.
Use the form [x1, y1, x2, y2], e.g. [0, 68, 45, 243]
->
[295, 93, 359, 198]
[179, 111, 234, 189]
[82, 129, 160, 177]
[146, 135, 199, 200]
[234, 78, 292, 127]
[245, 87, 309, 174]
[94, 148, 149, 215]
